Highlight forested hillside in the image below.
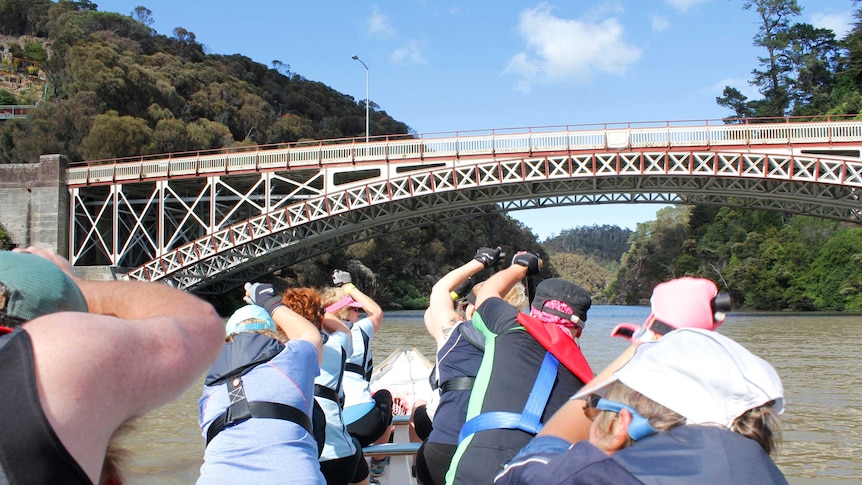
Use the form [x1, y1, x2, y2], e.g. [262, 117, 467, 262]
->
[3, 0, 862, 312]
[602, 0, 862, 311]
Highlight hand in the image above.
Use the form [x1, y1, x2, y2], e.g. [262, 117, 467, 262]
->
[473, 247, 504, 268]
[512, 251, 543, 276]
[332, 270, 352, 286]
[243, 282, 283, 314]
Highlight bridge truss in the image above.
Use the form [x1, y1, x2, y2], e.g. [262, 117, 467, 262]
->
[66, 119, 862, 294]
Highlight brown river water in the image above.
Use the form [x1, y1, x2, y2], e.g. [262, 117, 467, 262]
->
[120, 307, 862, 484]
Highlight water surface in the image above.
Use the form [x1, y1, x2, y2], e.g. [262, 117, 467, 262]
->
[121, 307, 862, 484]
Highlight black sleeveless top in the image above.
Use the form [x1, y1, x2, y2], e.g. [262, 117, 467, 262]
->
[0, 329, 92, 485]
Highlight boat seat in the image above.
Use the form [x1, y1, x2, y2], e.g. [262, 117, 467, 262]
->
[362, 442, 421, 457]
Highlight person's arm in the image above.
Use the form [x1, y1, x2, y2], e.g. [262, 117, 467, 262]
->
[535, 398, 594, 442]
[538, 344, 639, 443]
[17, 247, 224, 483]
[425, 247, 503, 347]
[333, 270, 383, 332]
[322, 312, 352, 336]
[245, 282, 323, 364]
[474, 251, 541, 309]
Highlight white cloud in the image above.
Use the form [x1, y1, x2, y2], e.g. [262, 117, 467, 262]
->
[665, 0, 710, 13]
[367, 5, 395, 38]
[711, 78, 759, 101]
[651, 15, 669, 32]
[506, 3, 641, 92]
[810, 11, 853, 39]
[390, 40, 427, 64]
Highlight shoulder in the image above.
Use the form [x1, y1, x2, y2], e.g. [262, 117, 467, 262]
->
[498, 439, 633, 485]
[476, 297, 519, 332]
[326, 330, 352, 351]
[355, 317, 376, 337]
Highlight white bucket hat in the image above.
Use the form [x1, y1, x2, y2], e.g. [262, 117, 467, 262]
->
[574, 328, 784, 429]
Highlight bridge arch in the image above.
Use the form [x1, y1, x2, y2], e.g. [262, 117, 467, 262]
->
[66, 118, 862, 294]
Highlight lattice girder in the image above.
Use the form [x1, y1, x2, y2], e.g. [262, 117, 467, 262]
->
[68, 142, 862, 292]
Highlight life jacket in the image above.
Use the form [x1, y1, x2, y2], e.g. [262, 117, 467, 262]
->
[315, 346, 347, 406]
[344, 324, 372, 381]
[515, 312, 593, 384]
[457, 312, 593, 442]
[204, 332, 325, 456]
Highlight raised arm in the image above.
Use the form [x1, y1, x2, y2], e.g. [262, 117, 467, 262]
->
[425, 247, 503, 347]
[16, 247, 224, 483]
[244, 282, 323, 364]
[474, 251, 542, 309]
[333, 270, 383, 332]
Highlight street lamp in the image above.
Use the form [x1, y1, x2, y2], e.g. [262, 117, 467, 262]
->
[352, 55, 369, 143]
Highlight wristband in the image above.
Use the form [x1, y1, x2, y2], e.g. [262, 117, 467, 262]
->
[342, 283, 356, 295]
[262, 296, 284, 316]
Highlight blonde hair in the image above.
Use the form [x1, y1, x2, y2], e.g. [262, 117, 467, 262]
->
[320, 287, 349, 320]
[469, 281, 529, 311]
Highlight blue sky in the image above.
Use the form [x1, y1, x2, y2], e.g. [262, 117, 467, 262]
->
[104, 0, 854, 240]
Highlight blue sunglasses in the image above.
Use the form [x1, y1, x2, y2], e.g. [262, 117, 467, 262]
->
[583, 394, 657, 441]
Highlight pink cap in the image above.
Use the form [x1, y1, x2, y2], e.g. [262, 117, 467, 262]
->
[325, 295, 365, 314]
[611, 277, 725, 341]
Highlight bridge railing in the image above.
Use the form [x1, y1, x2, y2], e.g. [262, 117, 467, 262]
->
[66, 117, 862, 186]
[0, 104, 36, 119]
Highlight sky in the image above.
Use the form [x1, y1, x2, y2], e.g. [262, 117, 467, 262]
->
[104, 0, 856, 240]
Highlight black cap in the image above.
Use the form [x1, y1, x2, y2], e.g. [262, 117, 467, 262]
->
[532, 278, 591, 323]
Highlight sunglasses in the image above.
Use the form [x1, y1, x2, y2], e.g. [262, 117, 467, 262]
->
[583, 394, 657, 441]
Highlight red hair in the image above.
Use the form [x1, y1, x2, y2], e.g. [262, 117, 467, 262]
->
[281, 287, 324, 330]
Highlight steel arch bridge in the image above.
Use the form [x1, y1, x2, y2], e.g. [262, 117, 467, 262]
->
[66, 118, 862, 294]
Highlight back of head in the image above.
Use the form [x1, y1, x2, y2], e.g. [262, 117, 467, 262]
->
[467, 281, 528, 312]
[225, 305, 277, 339]
[611, 277, 729, 341]
[530, 278, 591, 332]
[0, 250, 88, 329]
[282, 287, 324, 329]
[577, 328, 785, 430]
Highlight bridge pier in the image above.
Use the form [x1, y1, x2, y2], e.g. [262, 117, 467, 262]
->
[0, 154, 70, 254]
[0, 155, 118, 280]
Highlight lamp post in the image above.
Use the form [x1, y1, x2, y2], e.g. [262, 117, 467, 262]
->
[352, 55, 369, 143]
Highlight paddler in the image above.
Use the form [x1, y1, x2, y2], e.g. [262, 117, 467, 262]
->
[532, 277, 731, 445]
[415, 246, 528, 485]
[445, 251, 594, 485]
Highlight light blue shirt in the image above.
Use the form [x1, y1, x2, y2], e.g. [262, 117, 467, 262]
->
[316, 330, 357, 461]
[197, 339, 324, 484]
[342, 317, 376, 408]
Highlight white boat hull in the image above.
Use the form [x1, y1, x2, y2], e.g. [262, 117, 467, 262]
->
[365, 348, 435, 485]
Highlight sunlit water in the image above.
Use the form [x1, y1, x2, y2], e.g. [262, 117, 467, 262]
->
[120, 307, 862, 484]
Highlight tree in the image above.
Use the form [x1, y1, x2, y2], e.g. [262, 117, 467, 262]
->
[0, 89, 16, 105]
[744, 0, 801, 117]
[132, 6, 154, 26]
[78, 110, 153, 159]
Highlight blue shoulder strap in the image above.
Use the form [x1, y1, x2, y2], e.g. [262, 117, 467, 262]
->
[458, 351, 559, 442]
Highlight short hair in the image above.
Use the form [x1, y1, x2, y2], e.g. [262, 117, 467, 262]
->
[597, 381, 781, 454]
[595, 382, 685, 448]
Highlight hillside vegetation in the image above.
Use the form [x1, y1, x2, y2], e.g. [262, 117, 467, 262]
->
[2, 0, 862, 312]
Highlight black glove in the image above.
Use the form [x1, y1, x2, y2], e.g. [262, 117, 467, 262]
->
[243, 282, 284, 315]
[474, 247, 504, 268]
[512, 251, 543, 276]
[451, 277, 475, 300]
[332, 270, 352, 286]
